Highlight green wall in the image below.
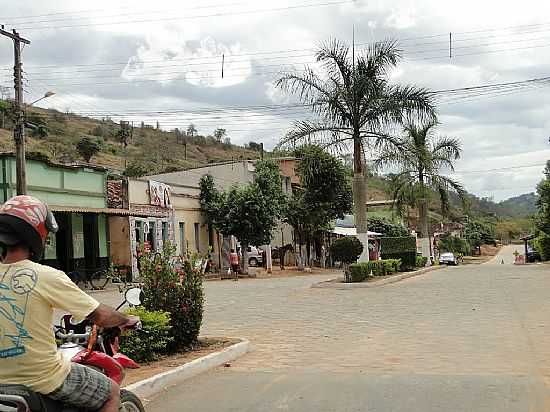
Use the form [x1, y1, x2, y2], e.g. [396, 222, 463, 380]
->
[1, 157, 106, 207]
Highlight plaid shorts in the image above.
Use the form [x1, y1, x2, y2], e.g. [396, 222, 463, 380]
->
[48, 363, 112, 410]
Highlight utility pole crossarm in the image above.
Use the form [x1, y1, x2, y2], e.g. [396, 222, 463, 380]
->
[0, 28, 30, 44]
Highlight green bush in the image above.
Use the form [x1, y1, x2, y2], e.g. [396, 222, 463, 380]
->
[139, 243, 205, 352]
[119, 307, 173, 363]
[347, 259, 402, 282]
[416, 256, 428, 267]
[330, 236, 363, 264]
[534, 233, 550, 261]
[380, 236, 416, 270]
[438, 234, 471, 256]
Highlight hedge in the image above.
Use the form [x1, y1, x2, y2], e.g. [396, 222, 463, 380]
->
[534, 233, 550, 261]
[347, 259, 402, 282]
[380, 236, 417, 270]
[416, 256, 428, 268]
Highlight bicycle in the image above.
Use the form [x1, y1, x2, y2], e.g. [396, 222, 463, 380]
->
[89, 265, 139, 291]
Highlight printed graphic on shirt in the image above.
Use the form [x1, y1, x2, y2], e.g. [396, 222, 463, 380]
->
[0, 267, 37, 358]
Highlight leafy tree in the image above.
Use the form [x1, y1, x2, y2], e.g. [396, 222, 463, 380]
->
[223, 137, 231, 148]
[31, 124, 49, 139]
[187, 123, 197, 137]
[284, 145, 353, 266]
[117, 121, 132, 147]
[199, 160, 285, 274]
[76, 137, 100, 163]
[376, 120, 465, 245]
[213, 128, 226, 143]
[247, 141, 262, 151]
[535, 161, 550, 234]
[330, 236, 363, 265]
[367, 216, 409, 237]
[276, 38, 435, 260]
[464, 219, 496, 253]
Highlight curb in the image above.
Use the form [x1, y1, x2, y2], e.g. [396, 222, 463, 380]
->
[311, 265, 444, 289]
[124, 339, 250, 400]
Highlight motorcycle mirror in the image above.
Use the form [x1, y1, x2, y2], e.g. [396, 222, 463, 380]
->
[125, 287, 143, 306]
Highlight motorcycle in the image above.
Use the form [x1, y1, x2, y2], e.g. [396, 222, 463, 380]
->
[0, 287, 145, 412]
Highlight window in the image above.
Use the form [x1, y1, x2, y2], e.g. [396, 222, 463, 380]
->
[162, 221, 168, 243]
[179, 222, 186, 255]
[194, 223, 200, 252]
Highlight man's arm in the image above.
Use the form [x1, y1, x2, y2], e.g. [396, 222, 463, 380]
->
[87, 304, 137, 329]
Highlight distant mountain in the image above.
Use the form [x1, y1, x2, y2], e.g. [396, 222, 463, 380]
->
[497, 192, 538, 217]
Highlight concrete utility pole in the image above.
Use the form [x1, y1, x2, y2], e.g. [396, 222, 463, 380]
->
[0, 27, 30, 195]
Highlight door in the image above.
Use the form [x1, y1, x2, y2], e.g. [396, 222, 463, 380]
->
[53, 212, 73, 272]
[83, 214, 99, 271]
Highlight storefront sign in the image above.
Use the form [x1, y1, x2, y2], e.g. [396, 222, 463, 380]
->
[149, 180, 172, 209]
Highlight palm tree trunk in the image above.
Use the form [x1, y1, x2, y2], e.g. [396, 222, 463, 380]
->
[353, 137, 369, 262]
[418, 174, 431, 263]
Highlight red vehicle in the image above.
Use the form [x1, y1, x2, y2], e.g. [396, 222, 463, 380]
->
[0, 288, 145, 412]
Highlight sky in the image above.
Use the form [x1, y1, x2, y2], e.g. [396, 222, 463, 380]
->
[1, 0, 550, 201]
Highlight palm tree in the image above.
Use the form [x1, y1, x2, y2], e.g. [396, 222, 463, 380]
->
[375, 120, 466, 246]
[276, 38, 435, 261]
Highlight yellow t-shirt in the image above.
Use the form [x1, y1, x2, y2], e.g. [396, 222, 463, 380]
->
[0, 260, 100, 394]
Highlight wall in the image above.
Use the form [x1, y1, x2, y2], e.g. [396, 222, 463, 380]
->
[109, 216, 131, 266]
[1, 157, 106, 207]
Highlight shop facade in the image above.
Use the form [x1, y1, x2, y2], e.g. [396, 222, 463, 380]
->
[0, 154, 113, 273]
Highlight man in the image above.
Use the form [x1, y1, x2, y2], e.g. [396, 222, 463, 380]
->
[0, 195, 138, 412]
[229, 248, 239, 281]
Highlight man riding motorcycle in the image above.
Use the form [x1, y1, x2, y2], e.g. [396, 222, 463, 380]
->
[0, 195, 139, 412]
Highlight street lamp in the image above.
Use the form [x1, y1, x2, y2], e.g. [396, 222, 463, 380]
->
[28, 91, 55, 106]
[16, 90, 55, 195]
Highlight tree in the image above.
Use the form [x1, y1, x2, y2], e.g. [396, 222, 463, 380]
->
[464, 219, 496, 254]
[187, 124, 197, 137]
[117, 121, 132, 147]
[247, 141, 262, 152]
[276, 38, 435, 261]
[376, 120, 465, 257]
[283, 145, 353, 267]
[367, 216, 409, 237]
[329, 236, 363, 266]
[536, 161, 550, 234]
[213, 128, 226, 143]
[199, 160, 285, 274]
[76, 137, 100, 163]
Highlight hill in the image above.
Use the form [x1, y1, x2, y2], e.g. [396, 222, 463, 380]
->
[0, 100, 260, 176]
[497, 192, 537, 217]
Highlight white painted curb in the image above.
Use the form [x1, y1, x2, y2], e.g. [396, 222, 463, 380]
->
[124, 339, 250, 400]
[311, 265, 443, 289]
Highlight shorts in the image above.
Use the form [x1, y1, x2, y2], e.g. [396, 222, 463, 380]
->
[47, 363, 112, 410]
[231, 264, 239, 273]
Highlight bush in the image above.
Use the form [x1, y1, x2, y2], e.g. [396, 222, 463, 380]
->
[380, 237, 416, 270]
[139, 243, 205, 352]
[367, 216, 409, 237]
[119, 307, 173, 363]
[347, 259, 402, 282]
[416, 256, 428, 268]
[534, 233, 550, 261]
[438, 234, 471, 256]
[330, 236, 363, 264]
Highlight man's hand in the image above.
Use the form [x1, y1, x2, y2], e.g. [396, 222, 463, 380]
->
[120, 315, 141, 331]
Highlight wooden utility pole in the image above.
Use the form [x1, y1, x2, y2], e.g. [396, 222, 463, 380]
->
[0, 27, 30, 195]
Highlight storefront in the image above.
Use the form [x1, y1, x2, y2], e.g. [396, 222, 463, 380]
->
[0, 154, 113, 273]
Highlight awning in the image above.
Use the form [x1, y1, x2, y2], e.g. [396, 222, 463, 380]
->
[50, 205, 133, 215]
[331, 227, 382, 237]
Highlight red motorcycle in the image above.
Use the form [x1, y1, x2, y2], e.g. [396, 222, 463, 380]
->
[0, 287, 145, 412]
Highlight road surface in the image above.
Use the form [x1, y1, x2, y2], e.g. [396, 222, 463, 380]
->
[137, 262, 550, 411]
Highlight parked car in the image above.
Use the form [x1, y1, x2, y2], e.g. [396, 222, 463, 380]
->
[439, 252, 459, 266]
[247, 246, 264, 266]
[526, 248, 542, 263]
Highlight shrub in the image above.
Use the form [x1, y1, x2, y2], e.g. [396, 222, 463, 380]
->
[534, 233, 550, 261]
[346, 259, 402, 282]
[416, 256, 428, 268]
[119, 307, 173, 363]
[438, 234, 471, 256]
[330, 236, 363, 264]
[139, 243, 205, 352]
[380, 236, 416, 270]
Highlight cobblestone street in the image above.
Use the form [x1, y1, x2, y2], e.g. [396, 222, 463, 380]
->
[140, 245, 550, 410]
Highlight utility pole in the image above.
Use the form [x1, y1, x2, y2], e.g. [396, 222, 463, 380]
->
[0, 26, 30, 195]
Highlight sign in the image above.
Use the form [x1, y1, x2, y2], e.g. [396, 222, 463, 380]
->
[148, 180, 172, 209]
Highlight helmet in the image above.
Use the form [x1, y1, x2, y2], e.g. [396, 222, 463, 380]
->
[0, 195, 58, 261]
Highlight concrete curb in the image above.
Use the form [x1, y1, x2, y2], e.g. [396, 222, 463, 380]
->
[311, 265, 444, 289]
[124, 339, 250, 400]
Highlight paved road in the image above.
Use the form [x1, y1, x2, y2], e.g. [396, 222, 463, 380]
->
[138, 262, 550, 411]
[485, 244, 522, 265]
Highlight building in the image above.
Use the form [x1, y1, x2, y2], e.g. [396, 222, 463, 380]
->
[0, 153, 117, 273]
[147, 158, 297, 269]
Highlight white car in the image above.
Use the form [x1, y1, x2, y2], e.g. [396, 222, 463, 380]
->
[439, 252, 459, 266]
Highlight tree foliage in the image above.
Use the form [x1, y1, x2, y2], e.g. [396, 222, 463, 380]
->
[536, 161, 550, 234]
[366, 216, 409, 237]
[199, 161, 286, 271]
[329, 236, 363, 265]
[377, 120, 466, 236]
[76, 137, 100, 163]
[464, 219, 496, 251]
[284, 145, 353, 245]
